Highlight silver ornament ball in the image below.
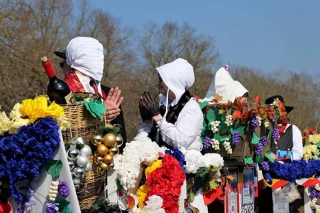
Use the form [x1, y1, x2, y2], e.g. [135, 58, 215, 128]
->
[75, 167, 85, 177]
[68, 161, 75, 170]
[85, 162, 92, 172]
[68, 149, 80, 161]
[80, 145, 92, 157]
[73, 178, 81, 185]
[77, 155, 89, 167]
[116, 135, 124, 147]
[76, 137, 84, 145]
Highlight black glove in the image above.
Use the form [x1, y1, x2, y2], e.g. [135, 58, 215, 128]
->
[139, 99, 152, 121]
[140, 92, 160, 118]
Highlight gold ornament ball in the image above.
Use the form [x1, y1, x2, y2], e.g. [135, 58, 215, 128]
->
[97, 144, 109, 156]
[100, 162, 109, 170]
[109, 147, 119, 156]
[92, 134, 102, 146]
[94, 156, 103, 165]
[103, 154, 113, 164]
[102, 133, 117, 147]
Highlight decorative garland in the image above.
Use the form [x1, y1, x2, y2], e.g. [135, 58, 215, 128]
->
[309, 185, 320, 213]
[260, 159, 320, 183]
[0, 96, 71, 212]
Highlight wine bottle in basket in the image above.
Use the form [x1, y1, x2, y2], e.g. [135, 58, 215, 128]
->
[41, 56, 71, 104]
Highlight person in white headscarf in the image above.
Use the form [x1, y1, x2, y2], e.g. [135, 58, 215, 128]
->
[55, 37, 127, 151]
[137, 58, 203, 151]
[204, 67, 248, 104]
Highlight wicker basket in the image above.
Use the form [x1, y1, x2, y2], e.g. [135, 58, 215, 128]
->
[61, 93, 106, 212]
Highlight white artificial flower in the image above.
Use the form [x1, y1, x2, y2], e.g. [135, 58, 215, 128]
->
[185, 150, 204, 174]
[117, 137, 161, 189]
[202, 153, 224, 169]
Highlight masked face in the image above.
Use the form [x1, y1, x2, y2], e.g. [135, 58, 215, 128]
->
[158, 77, 175, 103]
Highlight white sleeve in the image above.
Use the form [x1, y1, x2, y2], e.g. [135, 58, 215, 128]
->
[136, 121, 153, 137]
[291, 125, 303, 161]
[158, 100, 203, 149]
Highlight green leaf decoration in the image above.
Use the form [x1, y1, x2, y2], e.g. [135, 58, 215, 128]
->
[45, 160, 63, 178]
[64, 143, 70, 152]
[220, 123, 231, 134]
[199, 101, 209, 109]
[255, 155, 262, 163]
[209, 179, 219, 190]
[231, 125, 245, 137]
[243, 156, 254, 165]
[189, 191, 196, 202]
[267, 128, 271, 141]
[206, 109, 216, 123]
[57, 199, 70, 213]
[83, 98, 106, 118]
[251, 133, 260, 145]
[214, 134, 231, 143]
[76, 143, 84, 151]
[265, 151, 275, 163]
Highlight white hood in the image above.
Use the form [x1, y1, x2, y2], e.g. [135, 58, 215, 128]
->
[204, 67, 248, 103]
[156, 58, 195, 107]
[66, 37, 104, 81]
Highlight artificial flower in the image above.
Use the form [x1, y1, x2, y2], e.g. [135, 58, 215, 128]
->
[308, 134, 320, 144]
[184, 150, 204, 174]
[117, 134, 161, 189]
[140, 195, 166, 213]
[0, 117, 60, 206]
[19, 96, 64, 123]
[202, 153, 224, 169]
[56, 115, 71, 131]
[145, 160, 162, 178]
[146, 154, 185, 213]
[0, 111, 11, 135]
[137, 184, 149, 208]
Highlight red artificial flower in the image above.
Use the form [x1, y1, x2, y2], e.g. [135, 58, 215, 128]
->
[146, 154, 185, 213]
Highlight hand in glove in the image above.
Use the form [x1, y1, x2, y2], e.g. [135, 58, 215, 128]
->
[139, 98, 152, 121]
[140, 92, 160, 118]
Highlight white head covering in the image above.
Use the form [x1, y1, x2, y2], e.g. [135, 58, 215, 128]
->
[204, 67, 248, 103]
[156, 58, 195, 117]
[66, 37, 104, 81]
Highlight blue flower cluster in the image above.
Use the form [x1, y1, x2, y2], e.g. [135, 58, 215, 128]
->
[165, 147, 186, 171]
[0, 117, 60, 205]
[261, 160, 320, 182]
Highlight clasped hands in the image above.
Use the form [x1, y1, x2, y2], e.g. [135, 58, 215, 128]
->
[139, 92, 162, 124]
[103, 87, 123, 122]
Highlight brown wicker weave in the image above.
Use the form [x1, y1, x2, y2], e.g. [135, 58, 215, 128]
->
[61, 93, 106, 211]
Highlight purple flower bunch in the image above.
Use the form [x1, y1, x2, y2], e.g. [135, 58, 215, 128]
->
[46, 203, 60, 213]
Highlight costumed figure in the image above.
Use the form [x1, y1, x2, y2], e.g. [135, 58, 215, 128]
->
[258, 95, 303, 213]
[54, 37, 127, 152]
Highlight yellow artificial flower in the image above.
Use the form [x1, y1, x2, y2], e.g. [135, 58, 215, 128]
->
[0, 111, 11, 135]
[136, 184, 149, 208]
[56, 115, 70, 131]
[145, 160, 162, 178]
[20, 96, 64, 123]
[8, 103, 29, 134]
[308, 134, 320, 144]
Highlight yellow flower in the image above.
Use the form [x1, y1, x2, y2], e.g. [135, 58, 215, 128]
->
[20, 96, 64, 123]
[136, 184, 149, 208]
[56, 115, 70, 131]
[0, 111, 11, 135]
[309, 134, 320, 144]
[145, 160, 162, 178]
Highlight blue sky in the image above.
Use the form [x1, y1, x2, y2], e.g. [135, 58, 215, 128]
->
[89, 0, 320, 74]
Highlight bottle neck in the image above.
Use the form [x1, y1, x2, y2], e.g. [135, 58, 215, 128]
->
[42, 60, 56, 79]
